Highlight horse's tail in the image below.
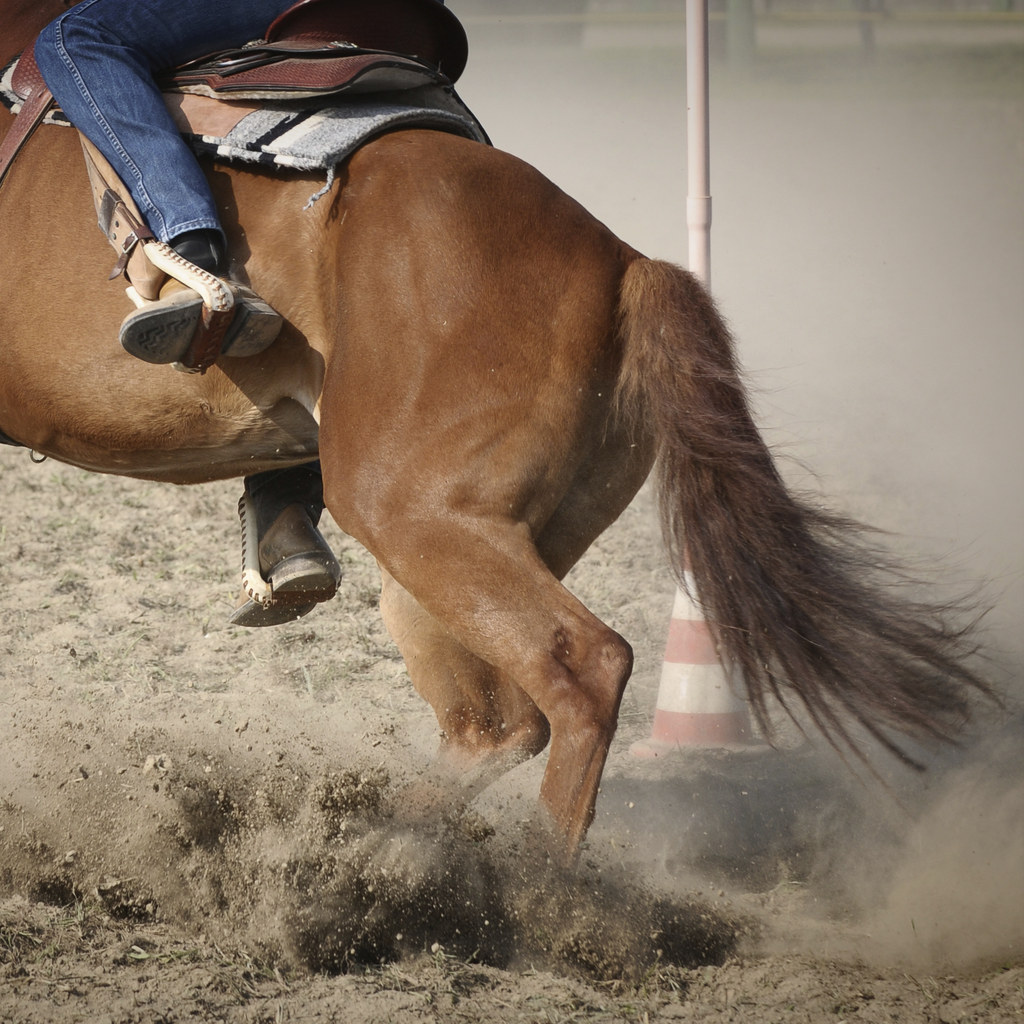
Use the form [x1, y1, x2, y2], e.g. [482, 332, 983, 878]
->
[615, 257, 992, 764]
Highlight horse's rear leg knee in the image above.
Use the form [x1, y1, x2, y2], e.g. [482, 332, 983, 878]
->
[529, 622, 634, 852]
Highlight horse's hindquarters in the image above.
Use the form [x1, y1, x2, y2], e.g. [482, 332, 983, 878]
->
[316, 132, 649, 854]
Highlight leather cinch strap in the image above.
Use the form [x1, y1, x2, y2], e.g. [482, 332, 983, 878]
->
[0, 47, 54, 191]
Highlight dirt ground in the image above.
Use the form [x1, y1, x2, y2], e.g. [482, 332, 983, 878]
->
[2, 15, 1023, 1024]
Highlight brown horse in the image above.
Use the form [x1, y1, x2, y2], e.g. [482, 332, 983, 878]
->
[1, 2, 990, 855]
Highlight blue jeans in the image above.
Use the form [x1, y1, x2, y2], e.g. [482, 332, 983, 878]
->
[35, 0, 295, 243]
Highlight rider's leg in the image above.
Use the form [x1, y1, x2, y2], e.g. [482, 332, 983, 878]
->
[34, 0, 295, 363]
[34, 0, 291, 242]
[34, 3, 341, 621]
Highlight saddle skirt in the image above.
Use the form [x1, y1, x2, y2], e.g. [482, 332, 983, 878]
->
[163, 53, 487, 180]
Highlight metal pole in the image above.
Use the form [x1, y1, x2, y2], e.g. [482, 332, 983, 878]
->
[686, 0, 711, 287]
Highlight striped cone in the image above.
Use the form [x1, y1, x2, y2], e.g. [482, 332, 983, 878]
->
[630, 573, 753, 756]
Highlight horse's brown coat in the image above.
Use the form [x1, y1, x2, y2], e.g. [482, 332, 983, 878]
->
[1, 1, 990, 857]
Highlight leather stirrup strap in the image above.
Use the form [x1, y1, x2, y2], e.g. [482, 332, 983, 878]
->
[79, 135, 168, 301]
[0, 48, 54, 192]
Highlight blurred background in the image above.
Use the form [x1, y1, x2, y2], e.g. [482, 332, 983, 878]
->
[448, 0, 1024, 669]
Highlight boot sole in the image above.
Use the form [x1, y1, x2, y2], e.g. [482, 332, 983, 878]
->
[228, 595, 318, 628]
[220, 292, 284, 358]
[121, 292, 282, 364]
[269, 552, 342, 597]
[119, 294, 204, 363]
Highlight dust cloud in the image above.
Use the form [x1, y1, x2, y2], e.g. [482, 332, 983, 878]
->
[862, 713, 1024, 970]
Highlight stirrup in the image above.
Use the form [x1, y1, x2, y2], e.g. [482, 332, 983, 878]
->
[118, 244, 282, 369]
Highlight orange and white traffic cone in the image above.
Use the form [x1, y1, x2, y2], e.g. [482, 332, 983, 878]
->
[630, 572, 753, 757]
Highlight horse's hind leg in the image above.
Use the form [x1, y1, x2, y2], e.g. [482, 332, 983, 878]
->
[368, 522, 634, 855]
[379, 569, 550, 797]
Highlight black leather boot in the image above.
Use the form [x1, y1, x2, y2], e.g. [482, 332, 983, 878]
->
[229, 462, 342, 627]
[171, 229, 226, 274]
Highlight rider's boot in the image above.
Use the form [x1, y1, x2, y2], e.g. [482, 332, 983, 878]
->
[119, 229, 282, 364]
[229, 462, 342, 628]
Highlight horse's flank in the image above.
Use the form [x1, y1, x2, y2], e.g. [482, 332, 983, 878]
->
[1, 102, 321, 479]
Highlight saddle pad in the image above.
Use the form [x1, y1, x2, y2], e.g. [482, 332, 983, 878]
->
[1, 57, 487, 178]
[179, 84, 487, 174]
